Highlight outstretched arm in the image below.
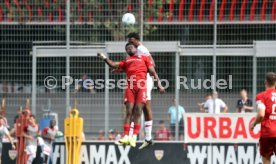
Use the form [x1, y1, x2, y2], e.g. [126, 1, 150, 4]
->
[148, 66, 165, 93]
[97, 53, 120, 68]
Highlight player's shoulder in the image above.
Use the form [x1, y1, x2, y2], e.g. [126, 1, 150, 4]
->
[256, 91, 267, 103]
[256, 91, 266, 99]
[138, 44, 148, 51]
[138, 44, 150, 55]
[205, 99, 213, 104]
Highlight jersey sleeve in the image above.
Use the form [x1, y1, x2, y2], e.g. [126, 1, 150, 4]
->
[4, 127, 9, 135]
[204, 100, 210, 109]
[118, 60, 126, 70]
[43, 127, 49, 135]
[144, 56, 154, 68]
[256, 92, 265, 104]
[219, 99, 226, 108]
[256, 92, 266, 110]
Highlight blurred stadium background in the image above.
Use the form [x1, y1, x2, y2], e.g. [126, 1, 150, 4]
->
[0, 0, 276, 140]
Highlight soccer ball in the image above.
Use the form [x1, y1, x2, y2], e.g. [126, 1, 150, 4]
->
[122, 13, 136, 25]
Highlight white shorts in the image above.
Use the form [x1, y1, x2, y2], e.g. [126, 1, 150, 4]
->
[147, 73, 153, 100]
[25, 145, 37, 156]
[43, 142, 52, 156]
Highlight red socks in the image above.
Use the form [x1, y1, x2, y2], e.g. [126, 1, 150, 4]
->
[124, 124, 130, 136]
[133, 124, 140, 135]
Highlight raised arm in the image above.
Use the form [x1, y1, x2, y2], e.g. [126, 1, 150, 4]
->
[97, 53, 121, 68]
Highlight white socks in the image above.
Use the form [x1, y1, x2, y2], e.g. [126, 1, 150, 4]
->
[144, 120, 153, 141]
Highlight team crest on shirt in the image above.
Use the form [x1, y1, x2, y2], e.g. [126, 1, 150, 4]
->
[9, 150, 17, 160]
[137, 55, 142, 58]
[154, 150, 164, 161]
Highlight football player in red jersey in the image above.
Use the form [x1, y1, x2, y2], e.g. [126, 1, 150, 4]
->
[251, 72, 276, 164]
[98, 42, 164, 147]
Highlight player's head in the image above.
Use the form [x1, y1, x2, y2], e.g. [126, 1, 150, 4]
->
[29, 114, 36, 124]
[172, 98, 176, 105]
[212, 91, 218, 99]
[265, 72, 276, 88]
[205, 93, 212, 100]
[98, 129, 104, 137]
[50, 119, 56, 128]
[159, 120, 165, 128]
[127, 32, 140, 47]
[240, 89, 248, 98]
[125, 42, 137, 56]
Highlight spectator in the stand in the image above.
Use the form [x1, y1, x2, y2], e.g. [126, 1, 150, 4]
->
[167, 98, 185, 140]
[97, 130, 105, 140]
[108, 129, 115, 140]
[198, 93, 212, 112]
[155, 120, 171, 141]
[204, 91, 228, 113]
[236, 89, 253, 113]
[77, 74, 96, 93]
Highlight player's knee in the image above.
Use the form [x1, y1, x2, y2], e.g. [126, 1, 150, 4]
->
[125, 111, 132, 118]
[134, 108, 143, 117]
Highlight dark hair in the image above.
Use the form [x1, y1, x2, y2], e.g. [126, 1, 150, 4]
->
[266, 72, 276, 87]
[159, 120, 164, 124]
[125, 42, 135, 50]
[126, 32, 140, 40]
[205, 93, 212, 97]
[30, 114, 36, 119]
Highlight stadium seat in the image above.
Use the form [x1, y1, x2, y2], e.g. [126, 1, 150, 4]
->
[198, 0, 205, 21]
[209, 0, 214, 21]
[0, 6, 2, 22]
[0, 0, 275, 23]
[219, 0, 226, 21]
[250, 0, 257, 21]
[229, 0, 237, 21]
[188, 0, 195, 21]
[272, 0, 276, 20]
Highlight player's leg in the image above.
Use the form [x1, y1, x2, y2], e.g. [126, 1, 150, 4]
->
[129, 102, 144, 147]
[139, 77, 154, 149]
[259, 137, 273, 164]
[119, 102, 134, 145]
[26, 145, 37, 164]
[262, 156, 270, 164]
[139, 101, 154, 149]
[143, 100, 153, 139]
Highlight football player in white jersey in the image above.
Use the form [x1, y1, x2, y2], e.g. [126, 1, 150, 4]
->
[23, 115, 40, 164]
[127, 32, 156, 149]
[0, 116, 15, 163]
[42, 119, 58, 164]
